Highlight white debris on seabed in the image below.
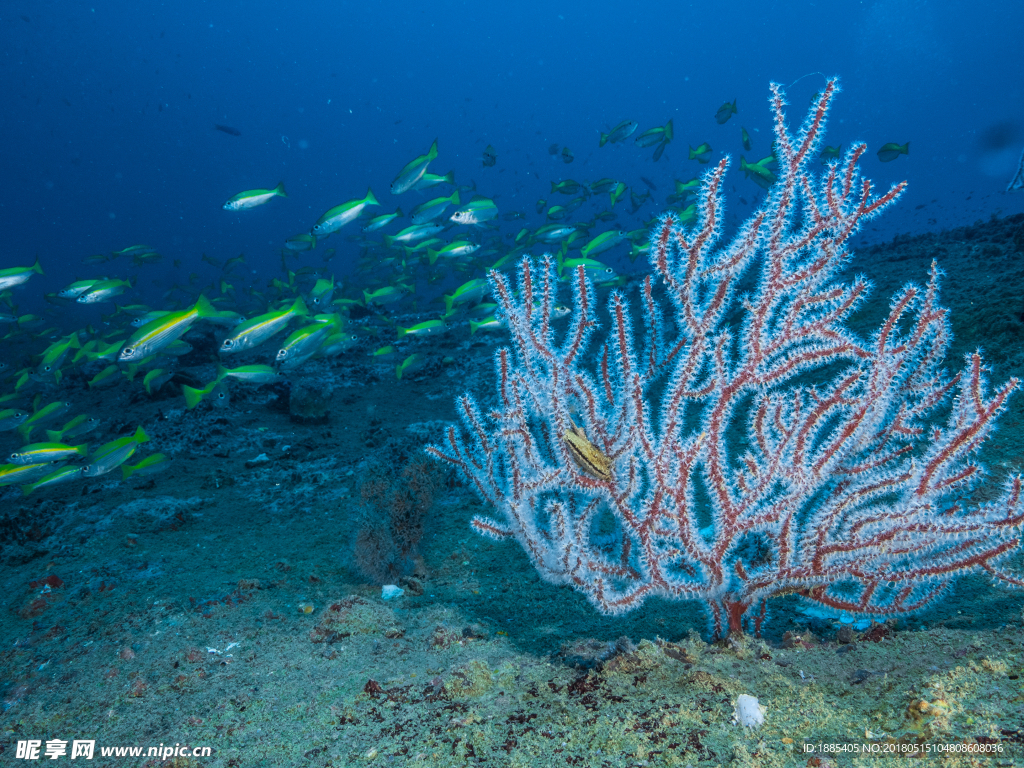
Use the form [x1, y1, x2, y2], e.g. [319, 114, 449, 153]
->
[733, 694, 766, 729]
[381, 585, 404, 601]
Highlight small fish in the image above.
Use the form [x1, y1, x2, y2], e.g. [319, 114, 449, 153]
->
[284, 233, 317, 252]
[640, 176, 658, 192]
[220, 297, 309, 354]
[481, 144, 497, 167]
[215, 124, 242, 136]
[534, 225, 578, 243]
[600, 120, 638, 147]
[121, 453, 170, 481]
[396, 319, 448, 338]
[391, 139, 439, 195]
[76, 277, 134, 304]
[715, 99, 737, 124]
[450, 197, 498, 226]
[143, 368, 174, 394]
[87, 365, 122, 389]
[561, 258, 619, 286]
[634, 119, 673, 148]
[561, 146, 574, 164]
[609, 182, 627, 207]
[21, 465, 86, 496]
[548, 144, 560, 155]
[0, 258, 44, 292]
[443, 278, 489, 314]
[276, 322, 334, 370]
[112, 244, 154, 258]
[131, 251, 162, 266]
[427, 240, 480, 264]
[363, 286, 410, 306]
[410, 170, 454, 191]
[0, 462, 56, 487]
[581, 230, 628, 259]
[9, 442, 89, 465]
[410, 190, 460, 224]
[216, 363, 281, 384]
[652, 140, 669, 162]
[384, 223, 446, 246]
[82, 426, 150, 477]
[223, 253, 246, 271]
[396, 353, 427, 380]
[876, 142, 909, 162]
[363, 209, 403, 232]
[37, 333, 80, 376]
[319, 332, 360, 357]
[119, 295, 217, 363]
[57, 278, 104, 299]
[46, 415, 100, 443]
[536, 199, 547, 214]
[469, 315, 503, 335]
[589, 179, 618, 194]
[551, 180, 585, 195]
[183, 380, 230, 410]
[312, 188, 380, 236]
[308, 276, 335, 309]
[223, 182, 287, 211]
[0, 409, 29, 432]
[819, 145, 842, 164]
[741, 126, 752, 151]
[18, 401, 73, 440]
[688, 143, 713, 163]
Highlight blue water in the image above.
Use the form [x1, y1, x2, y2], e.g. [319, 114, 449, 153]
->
[2, 0, 1023, 310]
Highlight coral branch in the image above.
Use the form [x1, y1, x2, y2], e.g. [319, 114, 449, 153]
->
[428, 79, 1023, 638]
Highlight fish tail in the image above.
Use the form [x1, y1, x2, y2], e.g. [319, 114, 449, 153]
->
[365, 187, 380, 206]
[599, 132, 609, 147]
[182, 385, 206, 410]
[121, 464, 135, 481]
[664, 119, 674, 142]
[31, 257, 44, 275]
[134, 426, 150, 443]
[274, 182, 287, 197]
[194, 294, 217, 318]
[902, 142, 909, 155]
[427, 139, 439, 161]
[451, 190, 460, 206]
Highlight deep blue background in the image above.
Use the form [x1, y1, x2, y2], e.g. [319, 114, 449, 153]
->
[2, 0, 1023, 306]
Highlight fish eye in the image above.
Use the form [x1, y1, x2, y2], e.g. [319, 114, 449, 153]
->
[123, 347, 134, 356]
